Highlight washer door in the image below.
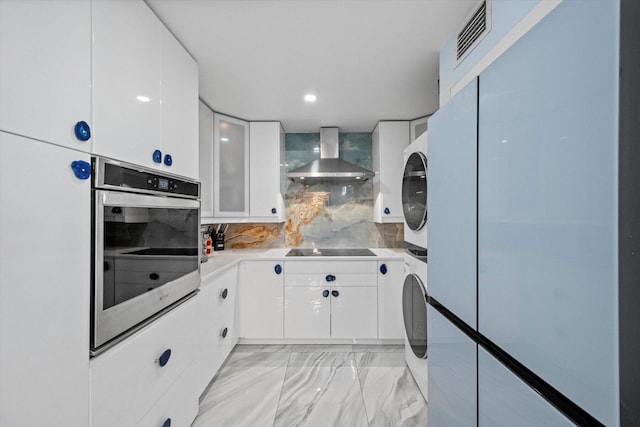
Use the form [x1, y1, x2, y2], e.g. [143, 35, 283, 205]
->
[402, 152, 427, 231]
[402, 273, 427, 359]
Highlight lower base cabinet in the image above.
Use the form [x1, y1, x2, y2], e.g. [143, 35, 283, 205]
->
[191, 265, 239, 395]
[238, 261, 284, 339]
[90, 297, 201, 427]
[284, 261, 378, 340]
[377, 260, 404, 339]
[90, 265, 238, 427]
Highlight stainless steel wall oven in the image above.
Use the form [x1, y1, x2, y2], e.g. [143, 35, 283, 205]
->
[91, 157, 200, 355]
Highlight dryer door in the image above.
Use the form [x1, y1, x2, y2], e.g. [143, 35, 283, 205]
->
[403, 273, 428, 359]
[402, 152, 427, 231]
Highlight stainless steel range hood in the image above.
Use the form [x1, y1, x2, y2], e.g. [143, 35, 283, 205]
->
[287, 127, 375, 182]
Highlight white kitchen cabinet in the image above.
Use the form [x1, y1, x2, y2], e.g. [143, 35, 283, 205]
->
[0, 0, 92, 150]
[136, 370, 200, 427]
[284, 286, 331, 339]
[199, 101, 215, 218]
[190, 265, 239, 396]
[92, 0, 161, 168]
[160, 26, 199, 179]
[284, 261, 378, 339]
[239, 261, 285, 338]
[249, 122, 286, 222]
[92, 0, 198, 179]
[0, 132, 90, 427]
[372, 121, 410, 223]
[377, 260, 405, 339]
[330, 286, 378, 339]
[90, 296, 200, 427]
[213, 113, 250, 218]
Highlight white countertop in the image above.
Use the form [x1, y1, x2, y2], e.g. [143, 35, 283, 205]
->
[200, 247, 404, 279]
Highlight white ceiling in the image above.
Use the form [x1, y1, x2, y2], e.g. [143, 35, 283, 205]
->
[146, 0, 476, 132]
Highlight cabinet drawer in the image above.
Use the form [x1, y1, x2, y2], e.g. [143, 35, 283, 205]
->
[136, 369, 200, 427]
[285, 273, 377, 287]
[90, 297, 200, 427]
[198, 267, 236, 336]
[284, 260, 377, 274]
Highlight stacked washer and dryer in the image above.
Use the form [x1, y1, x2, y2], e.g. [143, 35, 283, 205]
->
[401, 132, 429, 401]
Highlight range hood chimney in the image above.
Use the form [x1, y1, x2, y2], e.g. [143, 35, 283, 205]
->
[287, 127, 375, 183]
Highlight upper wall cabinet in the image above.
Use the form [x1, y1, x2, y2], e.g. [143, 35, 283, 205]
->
[199, 102, 215, 218]
[213, 114, 250, 219]
[372, 121, 410, 223]
[200, 114, 285, 223]
[0, 0, 92, 150]
[160, 27, 199, 179]
[92, 0, 198, 179]
[249, 122, 285, 222]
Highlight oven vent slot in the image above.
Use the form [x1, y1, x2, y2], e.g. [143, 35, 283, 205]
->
[456, 0, 491, 65]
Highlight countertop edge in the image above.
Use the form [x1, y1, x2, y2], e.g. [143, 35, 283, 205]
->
[200, 248, 404, 279]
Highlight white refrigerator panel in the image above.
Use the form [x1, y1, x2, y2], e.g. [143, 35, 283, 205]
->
[427, 306, 477, 426]
[427, 78, 478, 328]
[477, 1, 619, 425]
[478, 348, 573, 427]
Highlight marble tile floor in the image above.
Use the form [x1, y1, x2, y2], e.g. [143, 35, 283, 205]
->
[192, 344, 427, 427]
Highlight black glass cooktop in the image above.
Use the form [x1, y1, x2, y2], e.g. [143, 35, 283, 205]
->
[286, 248, 376, 257]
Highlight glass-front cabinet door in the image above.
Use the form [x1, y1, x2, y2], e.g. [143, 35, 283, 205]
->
[213, 113, 249, 217]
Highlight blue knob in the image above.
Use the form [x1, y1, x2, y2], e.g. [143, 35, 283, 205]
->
[70, 160, 91, 180]
[271, 208, 277, 214]
[152, 149, 162, 163]
[325, 274, 335, 282]
[380, 264, 388, 275]
[384, 207, 390, 215]
[157, 349, 171, 367]
[74, 121, 91, 141]
[331, 290, 339, 298]
[274, 264, 282, 275]
[162, 418, 171, 427]
[163, 154, 173, 166]
[322, 289, 330, 298]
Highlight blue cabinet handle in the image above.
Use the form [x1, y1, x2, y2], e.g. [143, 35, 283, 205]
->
[274, 264, 282, 275]
[152, 149, 162, 163]
[163, 154, 173, 166]
[331, 290, 339, 298]
[157, 349, 171, 367]
[384, 207, 390, 215]
[74, 121, 91, 141]
[380, 264, 388, 275]
[70, 160, 91, 180]
[271, 208, 277, 214]
[322, 289, 330, 298]
[162, 418, 171, 427]
[325, 274, 336, 282]
[221, 327, 228, 338]
[221, 288, 228, 299]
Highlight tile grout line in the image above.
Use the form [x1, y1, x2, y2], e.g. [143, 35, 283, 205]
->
[353, 351, 372, 427]
[270, 348, 293, 427]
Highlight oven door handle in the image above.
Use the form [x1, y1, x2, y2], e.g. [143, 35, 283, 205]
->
[97, 190, 199, 210]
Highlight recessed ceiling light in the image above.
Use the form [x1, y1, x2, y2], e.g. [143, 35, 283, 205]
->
[304, 94, 317, 103]
[136, 95, 150, 103]
[220, 137, 229, 142]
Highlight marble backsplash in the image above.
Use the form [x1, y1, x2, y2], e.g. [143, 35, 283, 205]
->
[221, 132, 404, 250]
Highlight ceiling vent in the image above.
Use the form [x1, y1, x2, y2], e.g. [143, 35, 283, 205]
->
[456, 0, 491, 66]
